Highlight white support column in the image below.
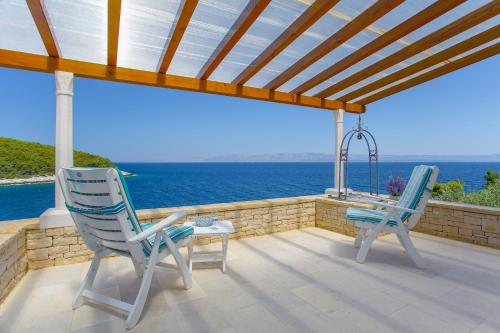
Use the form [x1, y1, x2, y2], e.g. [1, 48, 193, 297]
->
[40, 71, 75, 228]
[334, 109, 345, 193]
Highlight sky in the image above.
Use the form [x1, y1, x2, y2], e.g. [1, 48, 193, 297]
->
[0, 55, 499, 162]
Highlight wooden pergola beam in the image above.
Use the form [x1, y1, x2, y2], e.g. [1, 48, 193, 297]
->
[292, 0, 465, 95]
[107, 0, 122, 66]
[0, 49, 365, 113]
[198, 0, 272, 80]
[158, 0, 198, 73]
[339, 25, 500, 102]
[26, 0, 59, 57]
[357, 42, 500, 104]
[232, 0, 339, 85]
[264, 0, 404, 91]
[316, 1, 500, 99]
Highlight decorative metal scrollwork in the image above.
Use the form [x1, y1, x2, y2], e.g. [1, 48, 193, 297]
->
[338, 116, 379, 200]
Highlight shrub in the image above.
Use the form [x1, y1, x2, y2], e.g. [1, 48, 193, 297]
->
[433, 174, 500, 208]
[0, 137, 114, 179]
[484, 169, 500, 189]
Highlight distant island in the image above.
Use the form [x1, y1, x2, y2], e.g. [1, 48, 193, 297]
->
[0, 137, 124, 185]
[203, 153, 500, 163]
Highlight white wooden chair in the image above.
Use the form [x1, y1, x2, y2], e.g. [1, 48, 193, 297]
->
[346, 165, 439, 268]
[58, 167, 193, 329]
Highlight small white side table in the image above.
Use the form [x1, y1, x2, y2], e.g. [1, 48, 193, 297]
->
[184, 220, 235, 273]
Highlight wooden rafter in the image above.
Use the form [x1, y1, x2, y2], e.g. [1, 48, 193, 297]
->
[339, 25, 500, 102]
[107, 0, 122, 66]
[263, 0, 404, 91]
[0, 49, 365, 113]
[315, 1, 500, 98]
[158, 0, 198, 73]
[291, 0, 465, 95]
[357, 42, 500, 105]
[198, 0, 272, 80]
[232, 0, 339, 85]
[26, 0, 59, 57]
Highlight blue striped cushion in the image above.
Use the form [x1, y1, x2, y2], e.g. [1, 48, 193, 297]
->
[346, 208, 398, 226]
[346, 165, 433, 226]
[398, 165, 433, 220]
[142, 223, 194, 253]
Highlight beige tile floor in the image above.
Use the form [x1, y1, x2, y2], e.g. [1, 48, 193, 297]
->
[2, 227, 500, 333]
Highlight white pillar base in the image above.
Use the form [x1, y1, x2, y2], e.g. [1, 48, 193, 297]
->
[39, 208, 74, 228]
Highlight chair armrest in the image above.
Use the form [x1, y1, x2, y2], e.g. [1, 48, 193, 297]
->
[128, 211, 188, 243]
[362, 200, 420, 214]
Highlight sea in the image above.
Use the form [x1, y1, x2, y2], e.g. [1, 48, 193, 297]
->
[1, 162, 499, 222]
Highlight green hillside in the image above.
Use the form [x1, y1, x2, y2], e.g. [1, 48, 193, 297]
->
[0, 137, 115, 179]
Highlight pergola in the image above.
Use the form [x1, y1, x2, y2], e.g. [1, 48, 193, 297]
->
[1, 0, 499, 227]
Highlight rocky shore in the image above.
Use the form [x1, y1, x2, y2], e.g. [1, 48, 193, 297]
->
[0, 171, 134, 186]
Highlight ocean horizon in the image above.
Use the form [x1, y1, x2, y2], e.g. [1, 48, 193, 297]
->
[1, 161, 499, 222]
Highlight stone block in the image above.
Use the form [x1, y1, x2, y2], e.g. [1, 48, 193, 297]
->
[48, 245, 69, 256]
[64, 227, 78, 236]
[27, 248, 48, 261]
[53, 237, 78, 246]
[29, 259, 54, 270]
[26, 237, 52, 250]
[482, 220, 500, 233]
[45, 228, 64, 237]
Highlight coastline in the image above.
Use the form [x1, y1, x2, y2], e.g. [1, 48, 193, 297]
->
[0, 171, 134, 186]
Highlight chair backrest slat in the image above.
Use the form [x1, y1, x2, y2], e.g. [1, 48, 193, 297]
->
[58, 167, 147, 260]
[75, 214, 122, 231]
[86, 225, 127, 242]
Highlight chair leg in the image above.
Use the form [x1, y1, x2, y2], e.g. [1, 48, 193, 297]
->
[356, 228, 378, 263]
[354, 228, 365, 248]
[397, 231, 426, 269]
[126, 259, 156, 329]
[396, 234, 408, 252]
[126, 234, 162, 329]
[167, 237, 192, 290]
[73, 255, 101, 309]
[132, 259, 144, 278]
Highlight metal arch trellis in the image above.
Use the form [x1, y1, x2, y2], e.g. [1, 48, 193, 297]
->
[338, 116, 379, 200]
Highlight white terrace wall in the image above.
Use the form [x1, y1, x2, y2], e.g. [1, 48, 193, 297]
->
[1, 195, 499, 304]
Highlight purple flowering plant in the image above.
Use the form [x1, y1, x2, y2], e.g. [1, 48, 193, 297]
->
[385, 176, 406, 196]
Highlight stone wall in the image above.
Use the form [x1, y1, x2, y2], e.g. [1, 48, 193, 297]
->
[314, 196, 500, 249]
[0, 220, 32, 303]
[1, 195, 499, 304]
[26, 226, 93, 269]
[24, 196, 317, 270]
[415, 200, 500, 248]
[315, 197, 369, 237]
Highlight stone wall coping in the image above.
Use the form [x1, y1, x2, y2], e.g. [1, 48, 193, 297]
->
[427, 199, 500, 215]
[0, 218, 39, 234]
[135, 195, 320, 220]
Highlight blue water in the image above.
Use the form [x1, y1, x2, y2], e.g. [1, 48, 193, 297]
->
[1, 162, 499, 221]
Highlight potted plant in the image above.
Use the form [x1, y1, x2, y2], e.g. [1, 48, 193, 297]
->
[385, 176, 406, 200]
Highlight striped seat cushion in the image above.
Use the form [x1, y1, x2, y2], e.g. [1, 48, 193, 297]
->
[346, 207, 398, 226]
[141, 223, 194, 252]
[346, 165, 434, 226]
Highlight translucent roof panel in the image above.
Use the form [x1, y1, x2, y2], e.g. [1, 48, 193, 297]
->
[277, 0, 434, 93]
[0, 0, 47, 55]
[43, 0, 107, 64]
[351, 38, 500, 104]
[208, 0, 309, 83]
[244, 0, 378, 88]
[320, 7, 500, 99]
[117, 0, 182, 71]
[167, 0, 250, 78]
